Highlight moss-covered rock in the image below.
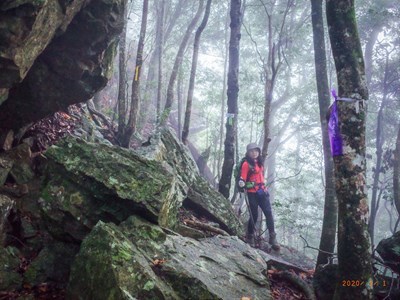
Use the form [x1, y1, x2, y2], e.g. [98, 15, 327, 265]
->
[0, 156, 13, 186]
[160, 235, 271, 300]
[23, 241, 80, 286]
[67, 219, 271, 300]
[0, 0, 67, 89]
[39, 131, 243, 240]
[376, 231, 400, 273]
[38, 136, 184, 241]
[0, 0, 125, 130]
[67, 221, 179, 300]
[0, 143, 34, 186]
[119, 215, 167, 255]
[0, 246, 22, 291]
[138, 127, 243, 236]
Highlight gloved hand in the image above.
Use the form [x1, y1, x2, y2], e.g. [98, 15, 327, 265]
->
[238, 180, 245, 188]
[245, 181, 255, 189]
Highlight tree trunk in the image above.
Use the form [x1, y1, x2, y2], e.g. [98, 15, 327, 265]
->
[182, 0, 212, 144]
[177, 71, 183, 139]
[218, 0, 242, 199]
[364, 27, 380, 88]
[156, 0, 165, 124]
[326, 1, 373, 298]
[117, 2, 128, 142]
[261, 77, 273, 163]
[260, 4, 274, 163]
[368, 54, 391, 247]
[140, 0, 164, 129]
[310, 0, 337, 267]
[259, 1, 292, 163]
[217, 4, 230, 181]
[160, 1, 204, 126]
[120, 0, 149, 148]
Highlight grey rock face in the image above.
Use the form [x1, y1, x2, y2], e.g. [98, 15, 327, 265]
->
[0, 0, 125, 130]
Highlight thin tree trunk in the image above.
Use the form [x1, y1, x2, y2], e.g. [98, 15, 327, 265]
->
[310, 0, 337, 267]
[364, 27, 381, 88]
[259, 1, 292, 163]
[177, 70, 183, 139]
[218, 0, 242, 199]
[368, 54, 390, 247]
[139, 0, 163, 129]
[182, 0, 212, 144]
[326, 1, 373, 298]
[117, 2, 128, 140]
[230, 105, 241, 205]
[156, 0, 165, 123]
[217, 4, 230, 181]
[160, 1, 204, 126]
[260, 7, 274, 163]
[121, 0, 149, 147]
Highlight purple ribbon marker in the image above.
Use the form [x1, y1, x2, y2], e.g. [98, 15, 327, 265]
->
[328, 88, 343, 156]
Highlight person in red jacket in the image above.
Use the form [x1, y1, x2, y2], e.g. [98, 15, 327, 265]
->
[238, 143, 280, 250]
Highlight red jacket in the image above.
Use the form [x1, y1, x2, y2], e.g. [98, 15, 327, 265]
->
[240, 159, 265, 193]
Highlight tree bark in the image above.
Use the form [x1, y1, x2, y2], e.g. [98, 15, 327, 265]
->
[310, 0, 337, 267]
[156, 0, 165, 123]
[218, 0, 242, 199]
[217, 4, 230, 181]
[160, 1, 204, 126]
[182, 0, 212, 144]
[177, 70, 183, 139]
[326, 1, 373, 298]
[120, 0, 149, 147]
[140, 0, 165, 128]
[117, 2, 128, 141]
[259, 1, 292, 163]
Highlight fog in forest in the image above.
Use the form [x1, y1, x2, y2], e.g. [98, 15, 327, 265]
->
[93, 0, 400, 260]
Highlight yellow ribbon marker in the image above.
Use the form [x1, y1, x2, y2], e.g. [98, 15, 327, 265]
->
[135, 66, 140, 81]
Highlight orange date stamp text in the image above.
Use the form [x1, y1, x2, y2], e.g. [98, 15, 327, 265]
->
[341, 279, 387, 287]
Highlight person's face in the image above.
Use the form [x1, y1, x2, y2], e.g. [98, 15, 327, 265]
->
[248, 149, 259, 159]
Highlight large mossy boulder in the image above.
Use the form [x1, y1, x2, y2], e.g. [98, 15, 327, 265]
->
[376, 231, 400, 273]
[0, 0, 87, 96]
[67, 221, 179, 300]
[39, 133, 242, 242]
[138, 127, 242, 236]
[68, 218, 271, 300]
[39, 136, 184, 241]
[0, 0, 125, 130]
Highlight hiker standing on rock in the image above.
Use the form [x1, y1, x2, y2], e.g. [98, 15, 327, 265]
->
[238, 143, 280, 250]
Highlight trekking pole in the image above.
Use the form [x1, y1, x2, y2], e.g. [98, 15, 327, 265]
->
[243, 190, 258, 241]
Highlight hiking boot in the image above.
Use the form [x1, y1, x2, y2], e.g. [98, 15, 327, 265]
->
[269, 232, 280, 251]
[246, 234, 256, 247]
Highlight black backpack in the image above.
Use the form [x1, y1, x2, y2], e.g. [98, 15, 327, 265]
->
[234, 157, 254, 192]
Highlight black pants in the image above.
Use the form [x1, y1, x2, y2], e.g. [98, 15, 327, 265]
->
[247, 190, 275, 235]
